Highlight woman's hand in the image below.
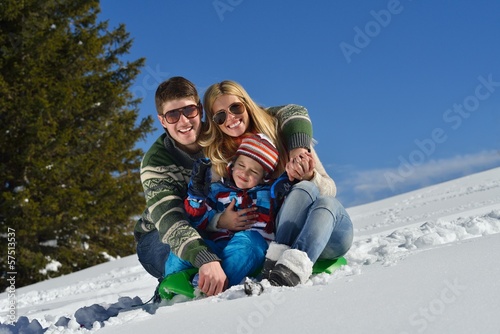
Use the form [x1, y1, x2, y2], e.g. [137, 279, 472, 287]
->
[286, 148, 315, 181]
[217, 199, 258, 231]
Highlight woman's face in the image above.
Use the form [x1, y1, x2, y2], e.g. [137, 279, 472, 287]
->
[211, 94, 250, 138]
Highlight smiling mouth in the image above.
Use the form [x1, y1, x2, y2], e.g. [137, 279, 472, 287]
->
[237, 175, 247, 182]
[179, 126, 192, 133]
[228, 120, 241, 129]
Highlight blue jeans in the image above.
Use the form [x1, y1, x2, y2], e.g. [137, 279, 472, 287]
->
[135, 230, 170, 280]
[275, 181, 353, 263]
[164, 230, 268, 287]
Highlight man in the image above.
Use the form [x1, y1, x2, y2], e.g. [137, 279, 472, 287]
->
[135, 77, 227, 296]
[134, 76, 314, 297]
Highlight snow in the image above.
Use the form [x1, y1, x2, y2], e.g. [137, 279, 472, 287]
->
[2, 167, 500, 333]
[38, 258, 62, 275]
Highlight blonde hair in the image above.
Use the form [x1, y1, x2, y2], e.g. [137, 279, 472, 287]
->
[200, 80, 287, 179]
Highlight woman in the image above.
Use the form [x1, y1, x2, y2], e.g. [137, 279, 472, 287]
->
[200, 80, 353, 287]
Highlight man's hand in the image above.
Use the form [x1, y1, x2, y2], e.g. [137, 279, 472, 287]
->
[217, 199, 258, 231]
[286, 148, 315, 181]
[197, 261, 227, 296]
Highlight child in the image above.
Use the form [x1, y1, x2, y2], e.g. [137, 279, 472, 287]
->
[185, 133, 279, 243]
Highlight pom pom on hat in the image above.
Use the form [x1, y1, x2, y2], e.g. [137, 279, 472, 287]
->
[236, 133, 279, 176]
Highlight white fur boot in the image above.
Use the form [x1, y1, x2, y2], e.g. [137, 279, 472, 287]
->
[262, 242, 290, 280]
[269, 249, 313, 287]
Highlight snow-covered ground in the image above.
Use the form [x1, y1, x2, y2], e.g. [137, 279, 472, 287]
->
[2, 167, 500, 334]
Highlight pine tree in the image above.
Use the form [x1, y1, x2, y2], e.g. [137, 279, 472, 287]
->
[0, 0, 154, 289]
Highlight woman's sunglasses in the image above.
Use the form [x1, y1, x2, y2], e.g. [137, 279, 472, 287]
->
[162, 103, 200, 124]
[212, 102, 245, 125]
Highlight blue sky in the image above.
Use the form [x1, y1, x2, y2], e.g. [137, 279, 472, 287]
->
[100, 0, 500, 207]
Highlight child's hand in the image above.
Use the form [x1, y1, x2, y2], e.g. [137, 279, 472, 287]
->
[217, 199, 258, 231]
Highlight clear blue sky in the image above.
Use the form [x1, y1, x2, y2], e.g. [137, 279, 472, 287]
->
[100, 0, 500, 207]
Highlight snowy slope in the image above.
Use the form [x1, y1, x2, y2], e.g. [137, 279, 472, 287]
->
[2, 167, 500, 334]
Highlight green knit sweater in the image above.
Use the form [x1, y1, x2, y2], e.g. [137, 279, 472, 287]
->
[134, 104, 313, 268]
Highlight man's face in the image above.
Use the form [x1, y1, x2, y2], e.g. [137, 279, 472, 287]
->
[158, 98, 202, 153]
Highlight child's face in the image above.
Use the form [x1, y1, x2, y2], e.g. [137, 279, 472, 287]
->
[232, 155, 265, 189]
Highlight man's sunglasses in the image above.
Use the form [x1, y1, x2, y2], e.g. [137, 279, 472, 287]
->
[162, 103, 201, 124]
[212, 102, 245, 125]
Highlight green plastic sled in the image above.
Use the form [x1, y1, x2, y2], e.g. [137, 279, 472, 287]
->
[158, 268, 199, 300]
[312, 256, 347, 274]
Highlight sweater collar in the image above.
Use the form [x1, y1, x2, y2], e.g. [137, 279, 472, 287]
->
[162, 131, 204, 168]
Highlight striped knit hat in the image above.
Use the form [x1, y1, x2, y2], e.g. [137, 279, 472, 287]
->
[236, 133, 279, 176]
